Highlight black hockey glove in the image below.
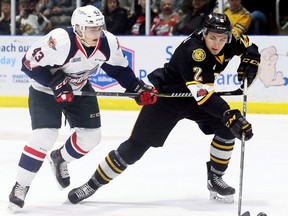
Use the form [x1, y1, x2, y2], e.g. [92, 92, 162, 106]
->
[127, 78, 158, 105]
[237, 43, 261, 87]
[221, 109, 253, 141]
[48, 70, 73, 103]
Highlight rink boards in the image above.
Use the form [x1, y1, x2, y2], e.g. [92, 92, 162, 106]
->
[0, 35, 287, 114]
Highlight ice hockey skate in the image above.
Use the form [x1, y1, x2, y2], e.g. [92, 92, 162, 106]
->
[8, 182, 29, 212]
[68, 182, 97, 204]
[207, 162, 235, 203]
[48, 149, 70, 189]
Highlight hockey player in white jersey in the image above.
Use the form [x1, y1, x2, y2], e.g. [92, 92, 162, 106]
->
[8, 5, 157, 211]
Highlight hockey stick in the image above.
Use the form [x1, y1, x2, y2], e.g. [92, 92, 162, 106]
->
[238, 78, 248, 216]
[73, 88, 243, 98]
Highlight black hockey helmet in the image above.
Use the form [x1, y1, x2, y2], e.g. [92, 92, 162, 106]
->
[201, 12, 232, 43]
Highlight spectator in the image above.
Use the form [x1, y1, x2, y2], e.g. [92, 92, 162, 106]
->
[127, 0, 157, 35]
[174, 0, 184, 14]
[16, 0, 51, 35]
[82, 0, 103, 11]
[223, 0, 251, 35]
[119, 0, 160, 19]
[0, 0, 11, 35]
[248, 10, 268, 35]
[151, 0, 160, 14]
[242, 0, 270, 35]
[41, 0, 76, 29]
[177, 0, 215, 16]
[177, 0, 194, 15]
[172, 0, 212, 35]
[102, 0, 128, 35]
[150, 0, 180, 36]
[118, 0, 137, 16]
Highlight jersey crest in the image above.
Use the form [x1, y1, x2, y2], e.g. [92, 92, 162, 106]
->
[47, 36, 57, 51]
[192, 49, 206, 62]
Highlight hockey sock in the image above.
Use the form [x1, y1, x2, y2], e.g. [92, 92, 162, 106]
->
[89, 150, 128, 189]
[61, 132, 89, 162]
[209, 135, 235, 173]
[16, 145, 46, 186]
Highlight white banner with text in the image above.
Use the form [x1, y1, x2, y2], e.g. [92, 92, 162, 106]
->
[0, 35, 287, 103]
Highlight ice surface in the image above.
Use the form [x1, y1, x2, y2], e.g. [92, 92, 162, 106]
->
[0, 108, 287, 216]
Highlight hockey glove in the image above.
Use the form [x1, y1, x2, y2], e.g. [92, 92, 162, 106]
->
[48, 70, 73, 103]
[128, 78, 158, 105]
[237, 43, 261, 87]
[221, 109, 253, 141]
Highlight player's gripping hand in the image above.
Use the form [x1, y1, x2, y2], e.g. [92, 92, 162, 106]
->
[48, 70, 73, 103]
[237, 43, 261, 87]
[221, 109, 253, 141]
[129, 78, 158, 105]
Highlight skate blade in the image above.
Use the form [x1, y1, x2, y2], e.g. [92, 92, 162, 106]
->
[7, 202, 21, 214]
[209, 191, 234, 203]
[47, 156, 65, 191]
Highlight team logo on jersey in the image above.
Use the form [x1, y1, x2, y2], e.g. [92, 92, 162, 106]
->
[192, 49, 206, 62]
[197, 88, 208, 97]
[71, 57, 81, 63]
[47, 36, 57, 51]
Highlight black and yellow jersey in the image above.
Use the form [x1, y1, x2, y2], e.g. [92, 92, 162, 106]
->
[148, 29, 250, 118]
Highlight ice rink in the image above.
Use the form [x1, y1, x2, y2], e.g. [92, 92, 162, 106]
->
[0, 108, 287, 216]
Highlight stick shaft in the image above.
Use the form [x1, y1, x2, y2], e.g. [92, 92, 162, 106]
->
[238, 78, 248, 216]
[74, 88, 243, 98]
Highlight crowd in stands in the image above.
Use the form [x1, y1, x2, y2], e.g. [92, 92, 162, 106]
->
[0, 0, 286, 36]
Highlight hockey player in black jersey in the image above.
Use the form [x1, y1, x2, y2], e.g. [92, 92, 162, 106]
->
[7, 5, 157, 211]
[68, 13, 260, 204]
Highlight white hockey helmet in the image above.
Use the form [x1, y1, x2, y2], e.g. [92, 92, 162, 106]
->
[71, 5, 105, 38]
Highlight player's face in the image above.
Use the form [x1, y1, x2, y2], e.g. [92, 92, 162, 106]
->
[204, 31, 228, 55]
[84, 26, 104, 46]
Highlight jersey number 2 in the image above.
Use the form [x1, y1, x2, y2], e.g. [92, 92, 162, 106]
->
[193, 67, 203, 82]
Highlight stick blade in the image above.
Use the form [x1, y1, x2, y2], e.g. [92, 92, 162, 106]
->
[241, 211, 250, 216]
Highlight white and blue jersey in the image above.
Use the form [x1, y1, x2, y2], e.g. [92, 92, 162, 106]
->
[21, 27, 138, 94]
